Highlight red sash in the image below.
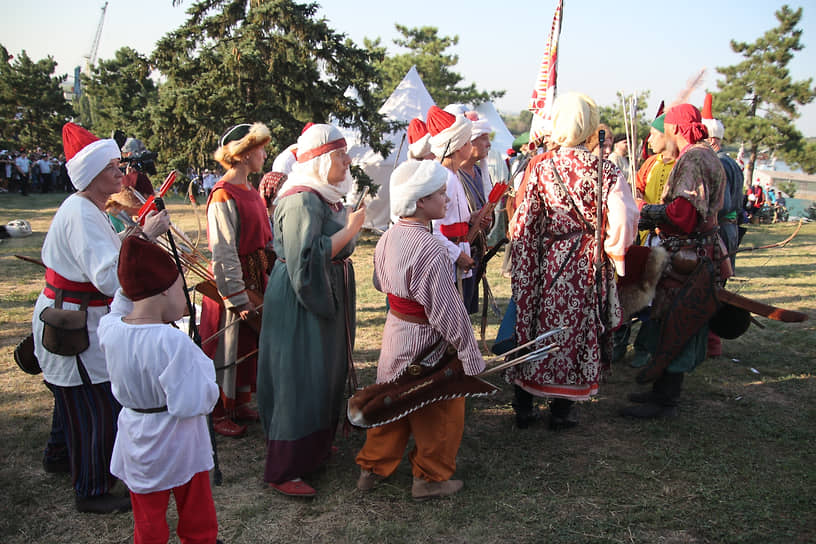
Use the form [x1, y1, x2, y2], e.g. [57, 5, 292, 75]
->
[43, 268, 112, 306]
[387, 293, 428, 321]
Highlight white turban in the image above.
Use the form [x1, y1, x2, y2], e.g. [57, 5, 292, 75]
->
[550, 92, 600, 148]
[702, 118, 724, 140]
[66, 139, 121, 192]
[470, 116, 492, 141]
[390, 160, 448, 219]
[429, 115, 472, 159]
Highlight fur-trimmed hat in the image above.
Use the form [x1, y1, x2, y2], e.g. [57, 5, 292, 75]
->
[105, 188, 143, 214]
[214, 122, 271, 168]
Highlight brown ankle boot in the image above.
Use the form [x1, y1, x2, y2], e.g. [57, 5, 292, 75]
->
[411, 478, 463, 500]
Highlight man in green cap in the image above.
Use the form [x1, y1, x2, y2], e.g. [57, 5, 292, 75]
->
[613, 113, 679, 367]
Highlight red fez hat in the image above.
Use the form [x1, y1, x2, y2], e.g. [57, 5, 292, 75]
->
[407, 118, 429, 144]
[118, 236, 179, 301]
[62, 123, 100, 161]
[426, 106, 456, 136]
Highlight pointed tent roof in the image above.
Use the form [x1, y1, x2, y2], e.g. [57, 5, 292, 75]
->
[340, 66, 436, 230]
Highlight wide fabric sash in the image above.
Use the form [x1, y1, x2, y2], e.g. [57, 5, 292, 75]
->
[43, 268, 112, 306]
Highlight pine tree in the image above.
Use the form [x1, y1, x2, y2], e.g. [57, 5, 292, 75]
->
[0, 46, 74, 152]
[77, 47, 158, 142]
[713, 5, 816, 184]
[149, 0, 397, 178]
[365, 25, 503, 107]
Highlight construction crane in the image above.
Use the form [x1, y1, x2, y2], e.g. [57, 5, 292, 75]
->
[83, 2, 109, 74]
[72, 1, 108, 98]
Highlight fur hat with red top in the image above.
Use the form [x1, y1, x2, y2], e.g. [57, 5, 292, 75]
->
[426, 106, 472, 159]
[118, 236, 179, 301]
[62, 123, 121, 191]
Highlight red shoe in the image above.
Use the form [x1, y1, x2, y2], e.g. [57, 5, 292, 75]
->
[270, 479, 316, 497]
[213, 417, 246, 438]
[233, 404, 260, 422]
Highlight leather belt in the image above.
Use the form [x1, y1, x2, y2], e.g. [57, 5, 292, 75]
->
[130, 405, 168, 414]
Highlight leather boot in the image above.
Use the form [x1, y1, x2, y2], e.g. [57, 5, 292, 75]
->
[549, 398, 578, 430]
[75, 493, 132, 514]
[512, 386, 542, 429]
[621, 372, 683, 419]
[357, 469, 385, 491]
[411, 478, 463, 500]
[233, 403, 260, 422]
[213, 417, 247, 438]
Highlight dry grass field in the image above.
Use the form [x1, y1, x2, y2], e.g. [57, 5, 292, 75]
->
[1, 192, 814, 543]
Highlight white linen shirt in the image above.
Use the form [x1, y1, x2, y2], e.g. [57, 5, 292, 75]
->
[99, 290, 219, 494]
[32, 194, 121, 386]
[431, 168, 473, 279]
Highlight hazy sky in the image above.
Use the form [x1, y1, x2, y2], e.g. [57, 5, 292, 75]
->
[2, 0, 814, 136]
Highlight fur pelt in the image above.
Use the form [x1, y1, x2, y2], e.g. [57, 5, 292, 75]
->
[617, 246, 668, 320]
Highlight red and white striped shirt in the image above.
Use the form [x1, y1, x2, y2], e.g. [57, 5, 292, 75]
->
[374, 220, 485, 383]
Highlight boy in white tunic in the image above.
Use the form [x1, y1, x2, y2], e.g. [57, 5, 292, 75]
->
[99, 236, 221, 544]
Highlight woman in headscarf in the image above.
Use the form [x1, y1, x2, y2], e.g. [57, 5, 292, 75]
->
[257, 124, 366, 497]
[199, 122, 273, 438]
[506, 92, 638, 429]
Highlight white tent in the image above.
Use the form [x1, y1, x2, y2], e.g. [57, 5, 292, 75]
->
[340, 66, 436, 231]
[474, 101, 515, 159]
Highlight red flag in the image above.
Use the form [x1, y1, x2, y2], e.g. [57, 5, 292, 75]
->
[528, 0, 564, 144]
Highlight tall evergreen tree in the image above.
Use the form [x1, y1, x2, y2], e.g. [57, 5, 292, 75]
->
[0, 46, 74, 152]
[77, 47, 157, 142]
[365, 25, 503, 107]
[713, 5, 816, 183]
[150, 0, 397, 177]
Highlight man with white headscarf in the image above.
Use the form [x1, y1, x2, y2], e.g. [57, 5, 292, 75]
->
[355, 160, 485, 499]
[507, 92, 638, 430]
[258, 124, 365, 497]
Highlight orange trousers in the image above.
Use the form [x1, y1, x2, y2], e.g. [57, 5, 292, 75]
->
[355, 397, 465, 482]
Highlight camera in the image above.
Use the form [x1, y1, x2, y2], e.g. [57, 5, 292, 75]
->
[120, 150, 158, 176]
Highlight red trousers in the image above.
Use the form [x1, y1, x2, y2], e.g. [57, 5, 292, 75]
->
[130, 471, 218, 544]
[356, 397, 465, 482]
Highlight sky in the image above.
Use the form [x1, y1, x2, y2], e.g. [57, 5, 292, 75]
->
[2, 0, 815, 137]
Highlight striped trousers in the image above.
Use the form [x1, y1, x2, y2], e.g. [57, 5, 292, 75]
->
[46, 381, 121, 497]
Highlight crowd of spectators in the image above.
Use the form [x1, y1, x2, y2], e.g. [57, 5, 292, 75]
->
[0, 148, 74, 195]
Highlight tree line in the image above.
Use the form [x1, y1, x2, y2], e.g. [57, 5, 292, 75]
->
[1, 1, 814, 184]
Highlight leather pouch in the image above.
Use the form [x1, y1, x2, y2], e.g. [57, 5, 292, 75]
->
[39, 306, 89, 356]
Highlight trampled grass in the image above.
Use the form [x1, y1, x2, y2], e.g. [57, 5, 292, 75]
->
[0, 193, 814, 543]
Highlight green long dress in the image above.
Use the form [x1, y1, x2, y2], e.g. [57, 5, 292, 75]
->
[257, 190, 356, 484]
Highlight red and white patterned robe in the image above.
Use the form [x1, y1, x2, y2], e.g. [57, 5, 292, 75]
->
[506, 146, 637, 400]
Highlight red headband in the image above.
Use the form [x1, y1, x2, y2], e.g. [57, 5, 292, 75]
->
[296, 138, 347, 163]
